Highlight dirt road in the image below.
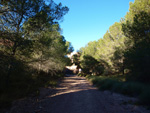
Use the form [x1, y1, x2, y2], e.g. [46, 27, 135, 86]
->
[8, 75, 149, 113]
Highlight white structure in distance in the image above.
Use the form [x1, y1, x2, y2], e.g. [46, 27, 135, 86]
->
[66, 51, 78, 71]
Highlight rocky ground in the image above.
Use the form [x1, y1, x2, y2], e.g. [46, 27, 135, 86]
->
[3, 75, 150, 113]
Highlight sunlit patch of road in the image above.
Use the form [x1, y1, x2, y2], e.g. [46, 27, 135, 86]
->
[49, 75, 96, 98]
[7, 75, 150, 113]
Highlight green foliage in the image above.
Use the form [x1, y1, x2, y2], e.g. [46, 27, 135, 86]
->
[111, 47, 125, 74]
[72, 53, 81, 69]
[0, 0, 71, 109]
[125, 0, 150, 22]
[0, 51, 65, 109]
[79, 0, 150, 83]
[79, 22, 126, 75]
[65, 41, 74, 54]
[122, 12, 150, 83]
[87, 75, 150, 106]
[79, 0, 150, 106]
[80, 55, 105, 75]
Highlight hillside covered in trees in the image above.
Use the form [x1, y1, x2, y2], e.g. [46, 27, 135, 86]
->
[75, 0, 150, 105]
[78, 0, 150, 82]
[0, 0, 73, 108]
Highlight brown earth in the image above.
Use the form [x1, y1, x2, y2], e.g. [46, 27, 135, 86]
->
[5, 75, 150, 113]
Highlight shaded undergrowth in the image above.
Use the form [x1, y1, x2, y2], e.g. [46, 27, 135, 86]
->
[0, 70, 64, 110]
[0, 53, 65, 110]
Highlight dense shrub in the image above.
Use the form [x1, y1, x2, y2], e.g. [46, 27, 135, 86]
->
[80, 55, 105, 75]
[0, 53, 65, 109]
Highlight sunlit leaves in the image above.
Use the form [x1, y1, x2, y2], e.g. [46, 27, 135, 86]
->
[0, 0, 71, 73]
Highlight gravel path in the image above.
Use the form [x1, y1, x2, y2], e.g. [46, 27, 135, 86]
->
[7, 75, 150, 113]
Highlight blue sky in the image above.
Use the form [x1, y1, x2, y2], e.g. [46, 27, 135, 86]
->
[54, 0, 134, 51]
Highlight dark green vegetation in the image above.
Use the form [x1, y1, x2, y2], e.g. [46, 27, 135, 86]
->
[76, 0, 150, 106]
[77, 0, 150, 82]
[0, 0, 73, 109]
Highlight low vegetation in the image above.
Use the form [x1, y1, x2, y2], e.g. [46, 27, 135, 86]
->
[0, 67, 64, 109]
[86, 75, 150, 106]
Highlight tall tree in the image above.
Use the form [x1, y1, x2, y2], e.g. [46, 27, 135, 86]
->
[80, 55, 104, 75]
[0, 0, 70, 85]
[122, 11, 150, 82]
[125, 0, 150, 22]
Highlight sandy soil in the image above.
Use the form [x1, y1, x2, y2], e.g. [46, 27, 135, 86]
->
[5, 75, 150, 113]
